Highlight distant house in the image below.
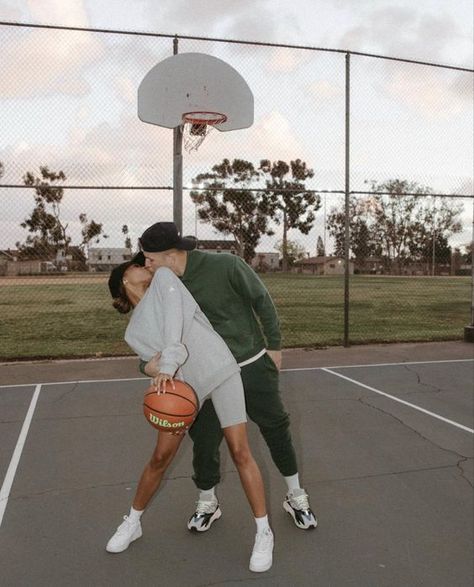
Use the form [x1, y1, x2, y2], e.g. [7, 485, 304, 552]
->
[354, 256, 385, 275]
[251, 252, 279, 272]
[0, 249, 49, 276]
[88, 248, 132, 271]
[0, 249, 17, 275]
[195, 240, 279, 272]
[196, 240, 238, 254]
[0, 249, 18, 262]
[55, 246, 86, 272]
[355, 256, 457, 276]
[294, 256, 354, 275]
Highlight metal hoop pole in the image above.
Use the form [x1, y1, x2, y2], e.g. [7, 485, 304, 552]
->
[465, 196, 474, 341]
[343, 52, 351, 347]
[172, 36, 183, 233]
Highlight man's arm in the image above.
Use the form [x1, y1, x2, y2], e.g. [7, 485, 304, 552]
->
[231, 256, 282, 358]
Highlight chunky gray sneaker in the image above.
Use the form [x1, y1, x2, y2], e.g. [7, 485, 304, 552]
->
[106, 515, 142, 553]
[283, 489, 318, 529]
[187, 497, 222, 532]
[249, 527, 274, 572]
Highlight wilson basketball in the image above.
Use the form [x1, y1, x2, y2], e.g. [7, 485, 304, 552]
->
[143, 380, 199, 433]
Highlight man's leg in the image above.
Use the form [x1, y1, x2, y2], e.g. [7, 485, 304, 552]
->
[187, 399, 225, 531]
[241, 354, 317, 530]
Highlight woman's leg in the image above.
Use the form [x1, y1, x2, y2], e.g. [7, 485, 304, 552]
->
[212, 375, 273, 572]
[106, 431, 184, 553]
[222, 423, 266, 518]
[133, 431, 184, 510]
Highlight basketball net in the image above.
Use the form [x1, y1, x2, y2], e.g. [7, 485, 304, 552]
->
[181, 111, 227, 153]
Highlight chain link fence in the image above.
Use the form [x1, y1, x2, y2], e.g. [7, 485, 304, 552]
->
[0, 22, 473, 360]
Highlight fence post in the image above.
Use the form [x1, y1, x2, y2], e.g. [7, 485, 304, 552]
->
[344, 52, 351, 347]
[464, 196, 474, 342]
[172, 35, 183, 234]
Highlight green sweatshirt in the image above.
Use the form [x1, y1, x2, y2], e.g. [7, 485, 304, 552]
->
[139, 250, 281, 373]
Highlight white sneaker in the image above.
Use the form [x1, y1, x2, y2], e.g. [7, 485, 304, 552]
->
[283, 488, 318, 530]
[249, 527, 274, 573]
[187, 497, 222, 532]
[106, 515, 142, 553]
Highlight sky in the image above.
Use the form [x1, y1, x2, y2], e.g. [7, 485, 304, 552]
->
[0, 0, 473, 254]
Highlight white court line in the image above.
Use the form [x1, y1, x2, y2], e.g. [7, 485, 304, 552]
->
[0, 384, 42, 527]
[284, 358, 474, 372]
[322, 368, 474, 434]
[0, 377, 147, 390]
[0, 358, 472, 389]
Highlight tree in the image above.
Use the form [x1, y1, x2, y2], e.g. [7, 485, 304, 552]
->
[17, 167, 109, 267]
[368, 181, 462, 273]
[190, 159, 274, 262]
[408, 196, 463, 273]
[465, 244, 472, 265]
[274, 239, 307, 267]
[327, 180, 463, 274]
[326, 195, 378, 266]
[369, 180, 430, 273]
[122, 224, 132, 253]
[18, 166, 69, 259]
[79, 213, 108, 258]
[259, 159, 320, 272]
[316, 236, 325, 257]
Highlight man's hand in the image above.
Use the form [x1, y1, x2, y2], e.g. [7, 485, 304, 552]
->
[144, 352, 161, 377]
[267, 349, 282, 371]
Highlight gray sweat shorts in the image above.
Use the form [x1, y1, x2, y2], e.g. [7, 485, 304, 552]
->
[205, 372, 247, 429]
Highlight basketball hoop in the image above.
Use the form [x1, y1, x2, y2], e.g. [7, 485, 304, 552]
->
[182, 111, 227, 153]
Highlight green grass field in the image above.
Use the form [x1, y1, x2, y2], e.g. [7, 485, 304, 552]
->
[0, 275, 471, 360]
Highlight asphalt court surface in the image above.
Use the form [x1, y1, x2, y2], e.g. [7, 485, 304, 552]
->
[0, 342, 473, 586]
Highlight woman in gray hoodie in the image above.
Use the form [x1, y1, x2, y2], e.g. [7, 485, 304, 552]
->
[105, 257, 274, 573]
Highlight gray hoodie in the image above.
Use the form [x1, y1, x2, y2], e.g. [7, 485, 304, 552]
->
[124, 267, 240, 404]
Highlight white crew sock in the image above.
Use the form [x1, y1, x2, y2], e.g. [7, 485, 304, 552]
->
[128, 507, 144, 522]
[198, 487, 216, 501]
[285, 473, 301, 493]
[255, 515, 270, 534]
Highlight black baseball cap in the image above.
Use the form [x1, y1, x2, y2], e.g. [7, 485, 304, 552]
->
[139, 222, 197, 253]
[108, 252, 145, 298]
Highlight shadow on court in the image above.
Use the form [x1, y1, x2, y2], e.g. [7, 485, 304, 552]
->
[0, 341, 473, 586]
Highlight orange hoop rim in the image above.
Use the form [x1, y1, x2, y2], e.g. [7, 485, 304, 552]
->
[182, 111, 228, 126]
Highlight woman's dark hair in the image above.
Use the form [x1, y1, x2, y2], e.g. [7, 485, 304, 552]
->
[108, 257, 144, 314]
[111, 285, 133, 314]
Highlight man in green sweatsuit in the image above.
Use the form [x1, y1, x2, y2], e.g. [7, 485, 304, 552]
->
[138, 222, 317, 532]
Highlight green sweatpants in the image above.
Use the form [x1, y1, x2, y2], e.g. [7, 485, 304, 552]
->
[188, 353, 298, 490]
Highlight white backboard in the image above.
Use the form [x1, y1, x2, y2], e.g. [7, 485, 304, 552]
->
[138, 52, 254, 131]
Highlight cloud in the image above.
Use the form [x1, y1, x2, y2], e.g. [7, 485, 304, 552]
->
[114, 77, 137, 104]
[336, 5, 473, 118]
[266, 48, 311, 74]
[339, 6, 467, 65]
[214, 110, 304, 162]
[308, 79, 342, 100]
[384, 67, 473, 118]
[0, 0, 23, 20]
[0, 0, 103, 98]
[1, 105, 305, 196]
[139, 0, 296, 42]
[455, 179, 474, 196]
[0, 112, 173, 186]
[26, 0, 88, 25]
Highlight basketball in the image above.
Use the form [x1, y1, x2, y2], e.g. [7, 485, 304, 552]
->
[143, 379, 199, 432]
